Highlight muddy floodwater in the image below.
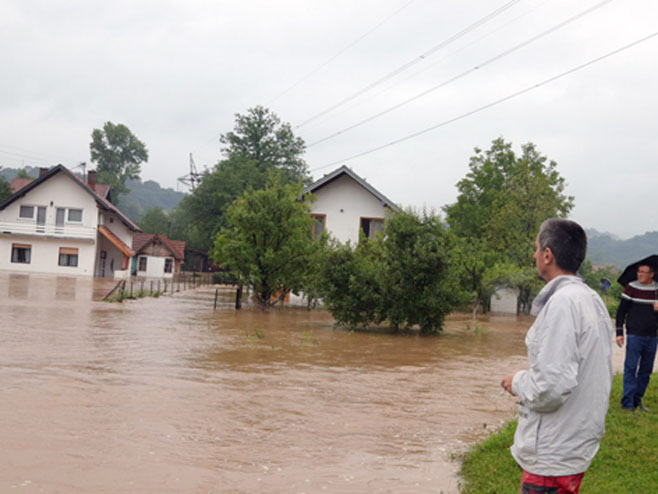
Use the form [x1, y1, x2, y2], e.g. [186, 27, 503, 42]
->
[0, 272, 626, 493]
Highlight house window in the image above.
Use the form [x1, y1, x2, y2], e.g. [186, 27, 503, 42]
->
[58, 247, 79, 267]
[138, 256, 147, 272]
[67, 209, 83, 222]
[360, 217, 384, 239]
[164, 258, 173, 273]
[311, 214, 326, 240]
[11, 243, 31, 263]
[19, 205, 34, 219]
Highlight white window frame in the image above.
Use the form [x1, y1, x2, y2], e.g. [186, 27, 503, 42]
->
[18, 205, 36, 220]
[67, 208, 83, 223]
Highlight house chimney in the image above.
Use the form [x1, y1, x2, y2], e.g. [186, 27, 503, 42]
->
[39, 167, 49, 177]
[87, 170, 97, 190]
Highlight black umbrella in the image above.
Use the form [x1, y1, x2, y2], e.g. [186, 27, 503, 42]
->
[617, 255, 658, 287]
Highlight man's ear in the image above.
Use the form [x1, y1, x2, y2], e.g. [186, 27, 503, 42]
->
[542, 247, 554, 266]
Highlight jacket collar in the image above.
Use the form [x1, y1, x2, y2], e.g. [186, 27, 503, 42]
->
[531, 275, 583, 316]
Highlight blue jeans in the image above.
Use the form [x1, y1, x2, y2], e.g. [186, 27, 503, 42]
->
[621, 334, 658, 409]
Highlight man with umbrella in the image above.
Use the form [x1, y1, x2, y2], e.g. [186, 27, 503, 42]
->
[616, 256, 658, 412]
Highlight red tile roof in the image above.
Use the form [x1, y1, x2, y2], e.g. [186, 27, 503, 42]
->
[132, 233, 185, 260]
[98, 225, 136, 257]
[10, 177, 34, 193]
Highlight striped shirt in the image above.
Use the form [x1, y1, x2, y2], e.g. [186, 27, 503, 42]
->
[615, 280, 658, 337]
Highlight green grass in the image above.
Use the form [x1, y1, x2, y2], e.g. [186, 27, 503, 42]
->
[459, 374, 658, 493]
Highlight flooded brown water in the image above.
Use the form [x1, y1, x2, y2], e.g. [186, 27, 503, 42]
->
[0, 272, 625, 493]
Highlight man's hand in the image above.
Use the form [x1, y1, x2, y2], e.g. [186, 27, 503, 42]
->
[616, 335, 624, 348]
[501, 372, 519, 396]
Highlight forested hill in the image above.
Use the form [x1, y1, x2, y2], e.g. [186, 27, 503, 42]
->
[118, 178, 186, 222]
[0, 166, 185, 222]
[586, 229, 658, 268]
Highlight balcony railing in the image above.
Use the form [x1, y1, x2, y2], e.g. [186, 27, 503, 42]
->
[0, 221, 96, 240]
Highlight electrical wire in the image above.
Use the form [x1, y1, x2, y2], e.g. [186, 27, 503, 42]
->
[268, 0, 418, 106]
[307, 0, 614, 148]
[309, 30, 658, 173]
[294, 0, 523, 129]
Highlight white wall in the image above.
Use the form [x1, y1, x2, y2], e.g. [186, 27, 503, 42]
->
[0, 173, 98, 230]
[307, 174, 391, 244]
[0, 235, 96, 275]
[136, 255, 174, 279]
[490, 288, 519, 314]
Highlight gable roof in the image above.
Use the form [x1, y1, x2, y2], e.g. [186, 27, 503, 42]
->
[0, 165, 140, 232]
[303, 165, 399, 212]
[133, 233, 185, 260]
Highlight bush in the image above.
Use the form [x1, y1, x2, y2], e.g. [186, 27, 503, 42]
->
[318, 209, 466, 333]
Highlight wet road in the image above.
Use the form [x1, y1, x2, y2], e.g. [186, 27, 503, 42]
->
[0, 272, 624, 493]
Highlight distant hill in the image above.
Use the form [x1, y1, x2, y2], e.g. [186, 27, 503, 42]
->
[0, 165, 185, 222]
[586, 229, 658, 268]
[117, 178, 186, 222]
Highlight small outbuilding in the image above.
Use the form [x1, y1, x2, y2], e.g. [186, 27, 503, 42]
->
[132, 233, 185, 279]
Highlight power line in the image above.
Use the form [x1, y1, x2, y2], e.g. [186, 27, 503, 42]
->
[307, 0, 614, 148]
[268, 0, 418, 106]
[300, 0, 553, 133]
[294, 0, 523, 129]
[0, 148, 62, 167]
[310, 30, 658, 173]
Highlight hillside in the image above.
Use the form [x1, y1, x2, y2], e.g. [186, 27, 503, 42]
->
[0, 166, 185, 222]
[587, 229, 658, 268]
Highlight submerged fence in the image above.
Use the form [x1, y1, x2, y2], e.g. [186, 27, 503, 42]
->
[102, 271, 214, 302]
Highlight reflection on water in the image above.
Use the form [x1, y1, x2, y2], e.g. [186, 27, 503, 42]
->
[0, 272, 623, 493]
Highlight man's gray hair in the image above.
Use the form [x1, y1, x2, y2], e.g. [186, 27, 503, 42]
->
[538, 218, 587, 273]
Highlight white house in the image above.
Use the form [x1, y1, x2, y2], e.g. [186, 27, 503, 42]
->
[0, 165, 140, 278]
[303, 165, 399, 244]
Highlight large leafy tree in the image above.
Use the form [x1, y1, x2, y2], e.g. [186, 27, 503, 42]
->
[178, 107, 309, 249]
[220, 106, 309, 184]
[90, 122, 149, 201]
[180, 155, 266, 249]
[212, 173, 316, 307]
[445, 138, 574, 314]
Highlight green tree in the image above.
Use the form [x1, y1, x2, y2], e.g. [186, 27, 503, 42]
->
[212, 173, 316, 307]
[0, 174, 12, 202]
[220, 106, 309, 184]
[181, 156, 266, 249]
[90, 121, 149, 201]
[16, 168, 34, 179]
[444, 138, 574, 314]
[138, 207, 171, 234]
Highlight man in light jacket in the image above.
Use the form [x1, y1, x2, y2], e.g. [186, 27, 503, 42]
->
[501, 218, 613, 494]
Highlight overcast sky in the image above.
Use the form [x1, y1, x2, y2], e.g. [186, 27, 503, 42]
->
[1, 0, 656, 238]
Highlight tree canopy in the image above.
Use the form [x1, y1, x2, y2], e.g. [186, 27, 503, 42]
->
[444, 138, 574, 314]
[174, 107, 309, 250]
[220, 106, 309, 184]
[90, 122, 149, 201]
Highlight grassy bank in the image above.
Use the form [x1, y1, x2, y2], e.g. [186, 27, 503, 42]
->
[459, 373, 658, 493]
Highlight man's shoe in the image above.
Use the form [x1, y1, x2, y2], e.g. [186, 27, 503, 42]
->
[622, 406, 636, 412]
[637, 403, 650, 412]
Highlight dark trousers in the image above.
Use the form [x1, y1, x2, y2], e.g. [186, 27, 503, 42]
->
[621, 334, 658, 409]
